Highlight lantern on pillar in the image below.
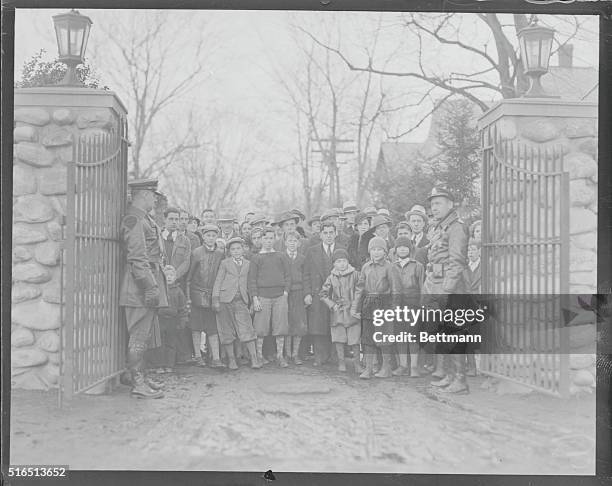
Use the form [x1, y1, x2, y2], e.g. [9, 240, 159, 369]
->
[517, 16, 556, 98]
[52, 9, 93, 86]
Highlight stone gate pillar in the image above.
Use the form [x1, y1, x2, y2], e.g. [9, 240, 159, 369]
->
[11, 87, 127, 390]
[478, 99, 598, 295]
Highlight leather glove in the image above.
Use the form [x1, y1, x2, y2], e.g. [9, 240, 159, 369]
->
[144, 286, 160, 307]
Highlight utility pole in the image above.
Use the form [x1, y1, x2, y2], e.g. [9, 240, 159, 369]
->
[311, 137, 354, 207]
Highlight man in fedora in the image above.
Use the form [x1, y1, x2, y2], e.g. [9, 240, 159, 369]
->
[305, 215, 321, 248]
[342, 201, 359, 239]
[405, 204, 430, 249]
[119, 178, 168, 399]
[250, 213, 270, 229]
[273, 210, 302, 253]
[217, 209, 238, 244]
[421, 185, 470, 394]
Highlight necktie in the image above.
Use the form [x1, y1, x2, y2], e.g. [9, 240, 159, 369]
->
[326, 245, 332, 259]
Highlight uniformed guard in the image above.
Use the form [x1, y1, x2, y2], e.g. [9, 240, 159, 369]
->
[421, 185, 470, 394]
[119, 178, 169, 399]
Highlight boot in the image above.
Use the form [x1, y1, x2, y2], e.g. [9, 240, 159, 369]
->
[392, 366, 410, 376]
[431, 354, 446, 379]
[431, 374, 452, 388]
[359, 353, 374, 379]
[375, 353, 392, 378]
[131, 372, 163, 399]
[225, 344, 238, 370]
[439, 374, 469, 394]
[145, 374, 164, 390]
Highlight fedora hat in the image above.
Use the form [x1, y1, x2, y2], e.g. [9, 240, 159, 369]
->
[405, 204, 429, 222]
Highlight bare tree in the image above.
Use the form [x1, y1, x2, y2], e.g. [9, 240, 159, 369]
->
[301, 13, 586, 135]
[271, 16, 393, 210]
[89, 11, 219, 178]
[162, 110, 260, 215]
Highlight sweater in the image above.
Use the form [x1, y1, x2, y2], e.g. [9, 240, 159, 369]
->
[247, 251, 291, 298]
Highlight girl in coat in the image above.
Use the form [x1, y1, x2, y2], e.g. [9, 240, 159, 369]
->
[320, 248, 362, 373]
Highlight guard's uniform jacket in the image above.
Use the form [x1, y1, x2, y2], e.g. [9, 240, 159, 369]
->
[119, 205, 168, 308]
[422, 209, 468, 300]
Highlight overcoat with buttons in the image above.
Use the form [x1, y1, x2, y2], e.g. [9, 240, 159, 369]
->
[421, 209, 468, 305]
[119, 205, 169, 308]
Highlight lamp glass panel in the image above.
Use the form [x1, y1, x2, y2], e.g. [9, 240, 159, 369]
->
[81, 24, 91, 58]
[55, 21, 69, 57]
[519, 36, 528, 72]
[541, 37, 553, 70]
[527, 36, 541, 70]
[69, 26, 84, 56]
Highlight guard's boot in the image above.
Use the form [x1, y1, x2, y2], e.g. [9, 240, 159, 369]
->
[375, 353, 393, 378]
[120, 371, 134, 386]
[359, 354, 374, 379]
[145, 375, 164, 391]
[431, 374, 453, 388]
[131, 372, 163, 399]
[431, 354, 446, 379]
[439, 374, 469, 394]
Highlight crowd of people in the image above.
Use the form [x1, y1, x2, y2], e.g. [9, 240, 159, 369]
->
[119, 178, 483, 399]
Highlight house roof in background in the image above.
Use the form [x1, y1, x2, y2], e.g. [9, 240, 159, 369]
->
[542, 66, 598, 101]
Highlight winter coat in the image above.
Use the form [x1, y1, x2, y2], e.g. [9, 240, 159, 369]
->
[422, 209, 468, 297]
[119, 205, 168, 308]
[186, 244, 224, 307]
[319, 265, 360, 327]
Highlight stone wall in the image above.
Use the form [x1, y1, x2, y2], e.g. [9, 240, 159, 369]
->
[11, 88, 127, 390]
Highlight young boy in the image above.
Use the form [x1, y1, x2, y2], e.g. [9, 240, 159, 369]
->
[247, 227, 291, 367]
[351, 236, 401, 379]
[212, 237, 261, 369]
[320, 248, 362, 373]
[391, 236, 425, 377]
[186, 224, 225, 368]
[157, 265, 189, 373]
[281, 231, 308, 364]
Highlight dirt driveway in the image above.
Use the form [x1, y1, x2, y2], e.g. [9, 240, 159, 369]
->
[9, 363, 595, 474]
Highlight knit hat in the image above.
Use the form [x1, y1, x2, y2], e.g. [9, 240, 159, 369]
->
[368, 236, 388, 252]
[394, 236, 414, 250]
[332, 248, 350, 263]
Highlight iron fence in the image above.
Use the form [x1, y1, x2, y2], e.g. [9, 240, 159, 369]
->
[480, 124, 570, 397]
[61, 117, 129, 402]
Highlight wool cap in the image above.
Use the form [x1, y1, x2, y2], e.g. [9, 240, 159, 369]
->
[332, 248, 350, 263]
[394, 236, 414, 250]
[368, 236, 388, 252]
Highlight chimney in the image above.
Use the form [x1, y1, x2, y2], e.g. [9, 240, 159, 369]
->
[558, 44, 574, 68]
